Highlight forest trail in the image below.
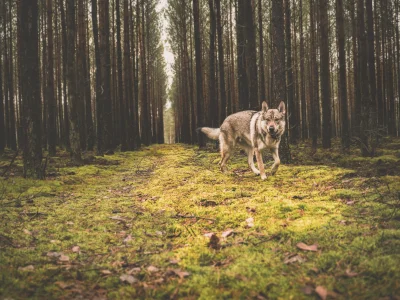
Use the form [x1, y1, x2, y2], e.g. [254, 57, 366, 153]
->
[1, 141, 400, 299]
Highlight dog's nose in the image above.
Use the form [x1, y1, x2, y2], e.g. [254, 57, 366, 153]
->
[269, 126, 275, 132]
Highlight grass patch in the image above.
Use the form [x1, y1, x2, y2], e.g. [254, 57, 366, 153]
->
[0, 140, 400, 299]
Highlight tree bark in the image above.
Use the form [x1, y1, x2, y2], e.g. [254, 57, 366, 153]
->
[47, 0, 56, 156]
[66, 0, 82, 162]
[285, 0, 297, 144]
[272, 0, 291, 163]
[319, 0, 331, 148]
[336, 0, 350, 150]
[193, 0, 205, 147]
[216, 0, 226, 124]
[20, 0, 43, 178]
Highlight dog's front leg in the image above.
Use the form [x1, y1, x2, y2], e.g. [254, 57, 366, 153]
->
[271, 148, 281, 175]
[255, 148, 267, 180]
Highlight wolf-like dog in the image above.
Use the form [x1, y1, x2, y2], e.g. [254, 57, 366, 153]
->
[199, 101, 286, 180]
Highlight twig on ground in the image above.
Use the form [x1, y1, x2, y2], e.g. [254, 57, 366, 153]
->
[174, 213, 216, 222]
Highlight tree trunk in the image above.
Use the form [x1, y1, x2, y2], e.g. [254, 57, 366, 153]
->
[310, 0, 319, 150]
[47, 0, 56, 156]
[258, 0, 266, 103]
[120, 0, 128, 151]
[193, 0, 205, 147]
[59, 0, 70, 150]
[20, 0, 43, 178]
[66, 0, 82, 162]
[336, 0, 350, 150]
[319, 0, 331, 148]
[236, 0, 248, 110]
[216, 0, 226, 124]
[0, 26, 4, 154]
[285, 0, 297, 144]
[208, 0, 217, 127]
[140, 1, 151, 146]
[271, 0, 291, 163]
[92, 0, 103, 155]
[299, 0, 307, 140]
[244, 0, 259, 110]
[99, 0, 113, 151]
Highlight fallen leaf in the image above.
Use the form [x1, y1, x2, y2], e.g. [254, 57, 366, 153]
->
[345, 269, 358, 277]
[221, 229, 234, 238]
[72, 246, 80, 253]
[120, 274, 138, 284]
[23, 229, 32, 236]
[155, 231, 163, 236]
[66, 221, 74, 225]
[147, 265, 159, 273]
[18, 265, 34, 272]
[101, 270, 112, 275]
[55, 281, 73, 289]
[169, 259, 179, 265]
[171, 269, 190, 279]
[127, 267, 141, 274]
[346, 200, 355, 206]
[246, 217, 254, 228]
[315, 286, 328, 300]
[296, 242, 318, 252]
[203, 232, 214, 238]
[284, 254, 306, 264]
[47, 251, 62, 258]
[59, 255, 70, 262]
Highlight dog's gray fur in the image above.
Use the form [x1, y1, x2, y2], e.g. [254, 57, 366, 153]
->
[199, 101, 286, 180]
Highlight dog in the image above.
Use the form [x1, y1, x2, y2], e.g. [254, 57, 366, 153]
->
[199, 101, 286, 180]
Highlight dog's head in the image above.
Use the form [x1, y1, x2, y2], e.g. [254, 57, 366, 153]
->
[260, 101, 286, 138]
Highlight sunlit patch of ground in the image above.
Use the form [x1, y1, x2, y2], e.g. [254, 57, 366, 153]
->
[0, 138, 399, 299]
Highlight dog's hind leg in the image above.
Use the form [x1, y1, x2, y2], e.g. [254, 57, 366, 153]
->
[219, 133, 233, 173]
[270, 147, 281, 175]
[246, 148, 260, 175]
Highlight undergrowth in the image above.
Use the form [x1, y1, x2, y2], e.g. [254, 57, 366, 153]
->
[0, 138, 399, 299]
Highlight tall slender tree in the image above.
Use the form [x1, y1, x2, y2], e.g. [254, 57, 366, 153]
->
[20, 0, 43, 178]
[66, 0, 82, 162]
[99, 0, 113, 152]
[193, 0, 205, 147]
[47, 0, 56, 155]
[215, 0, 226, 124]
[285, 0, 297, 144]
[271, 0, 290, 162]
[336, 0, 350, 150]
[319, 0, 331, 148]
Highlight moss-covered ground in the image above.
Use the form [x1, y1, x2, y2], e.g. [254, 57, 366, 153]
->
[1, 138, 400, 299]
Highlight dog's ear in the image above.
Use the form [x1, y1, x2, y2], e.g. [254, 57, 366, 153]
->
[278, 101, 286, 115]
[262, 101, 268, 112]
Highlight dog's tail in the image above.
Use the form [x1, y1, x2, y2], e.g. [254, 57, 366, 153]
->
[197, 127, 220, 140]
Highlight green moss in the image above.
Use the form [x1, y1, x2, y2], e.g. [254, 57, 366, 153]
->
[1, 140, 400, 299]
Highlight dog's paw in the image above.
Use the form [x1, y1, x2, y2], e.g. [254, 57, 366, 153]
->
[260, 174, 267, 180]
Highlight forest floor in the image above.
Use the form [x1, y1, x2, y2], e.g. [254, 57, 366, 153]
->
[1, 138, 400, 299]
